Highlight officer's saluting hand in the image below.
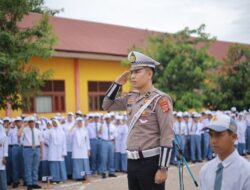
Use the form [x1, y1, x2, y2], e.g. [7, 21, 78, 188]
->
[115, 70, 130, 85]
[103, 51, 174, 190]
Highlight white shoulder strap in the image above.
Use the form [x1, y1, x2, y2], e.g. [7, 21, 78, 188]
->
[128, 94, 161, 135]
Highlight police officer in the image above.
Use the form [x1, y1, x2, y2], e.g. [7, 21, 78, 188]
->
[102, 51, 174, 190]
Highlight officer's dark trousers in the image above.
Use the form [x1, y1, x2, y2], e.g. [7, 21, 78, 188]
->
[127, 155, 165, 190]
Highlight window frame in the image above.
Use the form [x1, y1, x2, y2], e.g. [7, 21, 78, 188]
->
[23, 80, 66, 113]
[88, 81, 118, 111]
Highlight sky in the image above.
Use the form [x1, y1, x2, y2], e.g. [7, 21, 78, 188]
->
[45, 0, 250, 44]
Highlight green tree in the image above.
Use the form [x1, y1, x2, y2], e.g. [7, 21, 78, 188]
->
[216, 44, 250, 110]
[0, 0, 57, 110]
[140, 25, 220, 111]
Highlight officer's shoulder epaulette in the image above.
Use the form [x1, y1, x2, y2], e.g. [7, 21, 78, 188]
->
[153, 89, 172, 104]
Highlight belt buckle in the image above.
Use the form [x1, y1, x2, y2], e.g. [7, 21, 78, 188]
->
[132, 151, 139, 159]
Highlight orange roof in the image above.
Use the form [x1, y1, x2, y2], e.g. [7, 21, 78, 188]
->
[19, 13, 249, 59]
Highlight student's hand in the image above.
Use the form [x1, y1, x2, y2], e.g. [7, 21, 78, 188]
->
[115, 71, 130, 85]
[88, 150, 91, 157]
[154, 169, 168, 184]
[2, 158, 7, 165]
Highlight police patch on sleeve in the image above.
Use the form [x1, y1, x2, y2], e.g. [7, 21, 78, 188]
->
[158, 97, 170, 112]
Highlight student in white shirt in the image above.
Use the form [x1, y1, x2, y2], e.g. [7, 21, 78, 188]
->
[246, 110, 250, 154]
[62, 112, 75, 179]
[99, 114, 117, 178]
[114, 115, 128, 172]
[199, 112, 250, 190]
[71, 117, 91, 181]
[38, 120, 52, 180]
[10, 117, 24, 188]
[21, 116, 43, 190]
[0, 121, 8, 190]
[236, 113, 247, 155]
[87, 113, 101, 175]
[48, 119, 67, 184]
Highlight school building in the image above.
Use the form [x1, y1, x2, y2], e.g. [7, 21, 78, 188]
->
[0, 13, 246, 117]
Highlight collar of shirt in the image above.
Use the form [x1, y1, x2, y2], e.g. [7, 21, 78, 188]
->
[216, 149, 238, 169]
[136, 86, 155, 102]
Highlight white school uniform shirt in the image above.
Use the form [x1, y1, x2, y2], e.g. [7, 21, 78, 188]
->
[183, 121, 191, 136]
[21, 126, 43, 146]
[189, 122, 203, 135]
[71, 127, 90, 159]
[7, 127, 15, 145]
[48, 127, 67, 161]
[236, 119, 247, 143]
[87, 122, 100, 139]
[99, 122, 116, 141]
[62, 120, 75, 152]
[246, 114, 250, 127]
[115, 124, 128, 153]
[8, 126, 20, 145]
[173, 121, 186, 135]
[0, 126, 8, 170]
[199, 150, 250, 190]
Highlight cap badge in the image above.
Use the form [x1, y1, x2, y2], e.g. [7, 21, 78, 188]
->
[129, 52, 136, 62]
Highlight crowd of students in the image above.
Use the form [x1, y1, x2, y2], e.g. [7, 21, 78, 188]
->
[0, 107, 250, 190]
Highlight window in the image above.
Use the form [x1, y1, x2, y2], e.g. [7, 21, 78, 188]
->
[88, 81, 119, 111]
[24, 80, 65, 113]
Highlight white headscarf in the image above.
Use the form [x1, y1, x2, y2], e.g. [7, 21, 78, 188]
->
[51, 120, 65, 145]
[75, 120, 86, 146]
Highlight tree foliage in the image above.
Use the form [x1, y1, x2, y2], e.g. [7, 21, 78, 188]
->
[0, 0, 58, 110]
[139, 25, 220, 111]
[214, 44, 250, 110]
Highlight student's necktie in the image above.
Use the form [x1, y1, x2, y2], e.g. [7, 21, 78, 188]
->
[95, 122, 98, 138]
[214, 163, 224, 190]
[178, 122, 181, 134]
[31, 128, 35, 149]
[107, 124, 110, 140]
[186, 122, 189, 135]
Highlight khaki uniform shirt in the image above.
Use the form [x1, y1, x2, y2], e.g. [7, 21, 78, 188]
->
[102, 86, 174, 151]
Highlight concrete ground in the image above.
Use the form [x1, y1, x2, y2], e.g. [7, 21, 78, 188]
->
[7, 155, 250, 190]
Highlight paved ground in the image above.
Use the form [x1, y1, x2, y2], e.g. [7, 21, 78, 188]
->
[7, 155, 250, 190]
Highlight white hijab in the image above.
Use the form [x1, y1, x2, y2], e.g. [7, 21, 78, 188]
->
[75, 121, 86, 147]
[51, 120, 65, 145]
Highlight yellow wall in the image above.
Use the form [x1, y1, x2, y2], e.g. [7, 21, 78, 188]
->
[79, 59, 129, 113]
[0, 56, 130, 118]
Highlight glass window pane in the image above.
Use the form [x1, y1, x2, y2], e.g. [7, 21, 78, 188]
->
[61, 96, 65, 111]
[88, 82, 98, 92]
[99, 82, 112, 92]
[35, 96, 52, 113]
[53, 81, 65, 92]
[89, 96, 93, 111]
[42, 81, 53, 92]
[94, 96, 98, 110]
[55, 96, 59, 111]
